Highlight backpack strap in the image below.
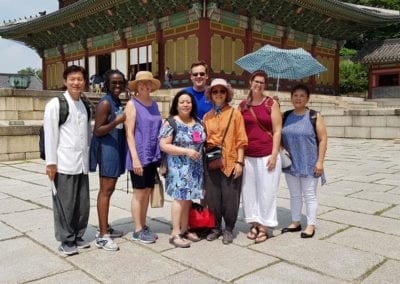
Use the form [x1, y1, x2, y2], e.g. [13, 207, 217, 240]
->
[282, 110, 294, 127]
[309, 109, 317, 134]
[58, 94, 91, 126]
[166, 117, 177, 142]
[58, 94, 69, 126]
[81, 95, 92, 122]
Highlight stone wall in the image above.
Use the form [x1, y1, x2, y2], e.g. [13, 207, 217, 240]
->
[0, 88, 399, 161]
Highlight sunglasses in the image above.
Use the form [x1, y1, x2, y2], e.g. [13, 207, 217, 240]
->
[110, 80, 125, 85]
[192, 72, 206, 77]
[212, 89, 227, 95]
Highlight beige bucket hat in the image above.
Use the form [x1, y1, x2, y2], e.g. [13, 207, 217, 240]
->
[128, 71, 161, 92]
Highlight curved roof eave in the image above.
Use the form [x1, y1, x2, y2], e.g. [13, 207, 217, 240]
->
[293, 0, 400, 26]
[0, 0, 128, 37]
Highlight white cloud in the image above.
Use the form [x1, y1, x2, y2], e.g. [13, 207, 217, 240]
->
[0, 0, 58, 73]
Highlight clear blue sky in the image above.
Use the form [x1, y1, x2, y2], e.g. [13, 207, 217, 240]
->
[0, 0, 58, 73]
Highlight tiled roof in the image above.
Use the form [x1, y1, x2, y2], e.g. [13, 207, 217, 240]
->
[355, 38, 400, 64]
[0, 73, 43, 90]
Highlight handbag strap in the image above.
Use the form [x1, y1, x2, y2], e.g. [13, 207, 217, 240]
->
[221, 108, 235, 147]
[249, 105, 273, 138]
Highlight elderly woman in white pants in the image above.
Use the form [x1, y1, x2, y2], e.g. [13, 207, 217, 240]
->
[281, 84, 327, 238]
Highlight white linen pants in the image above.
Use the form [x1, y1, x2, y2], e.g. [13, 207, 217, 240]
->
[285, 174, 318, 225]
[242, 155, 281, 227]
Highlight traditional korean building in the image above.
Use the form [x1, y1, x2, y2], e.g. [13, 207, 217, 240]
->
[1, 0, 399, 95]
[355, 38, 400, 99]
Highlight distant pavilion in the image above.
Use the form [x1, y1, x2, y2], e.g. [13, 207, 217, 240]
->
[356, 38, 400, 99]
[1, 0, 399, 94]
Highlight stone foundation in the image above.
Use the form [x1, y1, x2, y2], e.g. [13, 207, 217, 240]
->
[0, 88, 399, 161]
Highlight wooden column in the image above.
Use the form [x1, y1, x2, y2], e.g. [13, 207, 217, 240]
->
[199, 18, 211, 65]
[334, 47, 340, 96]
[42, 58, 47, 90]
[157, 26, 165, 80]
[245, 18, 254, 54]
[310, 44, 317, 94]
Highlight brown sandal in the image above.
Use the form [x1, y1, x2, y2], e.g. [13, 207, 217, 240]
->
[247, 226, 258, 240]
[255, 227, 268, 244]
[169, 234, 190, 248]
[182, 230, 201, 242]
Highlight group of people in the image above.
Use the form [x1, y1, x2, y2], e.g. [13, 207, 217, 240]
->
[43, 61, 327, 256]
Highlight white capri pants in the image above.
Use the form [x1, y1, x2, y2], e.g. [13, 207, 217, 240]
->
[285, 174, 319, 226]
[242, 155, 281, 227]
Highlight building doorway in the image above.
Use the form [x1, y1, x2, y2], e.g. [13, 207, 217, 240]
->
[97, 54, 111, 79]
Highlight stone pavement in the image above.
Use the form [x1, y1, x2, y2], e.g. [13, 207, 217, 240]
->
[1, 138, 399, 283]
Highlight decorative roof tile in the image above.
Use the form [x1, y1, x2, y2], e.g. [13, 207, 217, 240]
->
[355, 38, 400, 64]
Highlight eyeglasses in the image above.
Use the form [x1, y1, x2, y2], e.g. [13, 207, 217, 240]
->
[110, 80, 125, 85]
[192, 72, 206, 77]
[212, 89, 227, 95]
[252, 80, 265, 85]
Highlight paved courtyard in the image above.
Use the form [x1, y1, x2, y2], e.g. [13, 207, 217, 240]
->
[0, 138, 399, 283]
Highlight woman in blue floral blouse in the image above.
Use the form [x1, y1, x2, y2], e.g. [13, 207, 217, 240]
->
[159, 90, 206, 248]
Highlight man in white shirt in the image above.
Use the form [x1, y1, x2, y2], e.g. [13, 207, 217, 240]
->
[44, 65, 91, 256]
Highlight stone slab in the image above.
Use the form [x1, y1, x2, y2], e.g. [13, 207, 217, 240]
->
[318, 193, 391, 214]
[30, 270, 99, 284]
[162, 240, 278, 282]
[371, 127, 400, 139]
[349, 191, 400, 205]
[251, 236, 384, 281]
[0, 192, 9, 200]
[319, 209, 400, 236]
[0, 221, 22, 240]
[235, 261, 345, 284]
[0, 197, 40, 214]
[0, 238, 72, 283]
[0, 208, 54, 232]
[322, 180, 385, 196]
[362, 260, 400, 284]
[0, 183, 49, 202]
[70, 241, 186, 283]
[345, 127, 371, 138]
[327, 227, 400, 260]
[153, 269, 223, 284]
[381, 205, 400, 219]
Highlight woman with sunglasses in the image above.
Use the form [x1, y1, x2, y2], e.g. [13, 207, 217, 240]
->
[239, 71, 282, 244]
[90, 69, 127, 251]
[203, 78, 248, 244]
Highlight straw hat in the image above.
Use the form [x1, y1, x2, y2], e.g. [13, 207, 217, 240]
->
[205, 78, 234, 102]
[128, 71, 161, 92]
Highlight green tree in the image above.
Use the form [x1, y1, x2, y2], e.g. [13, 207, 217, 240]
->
[339, 59, 368, 94]
[18, 67, 43, 80]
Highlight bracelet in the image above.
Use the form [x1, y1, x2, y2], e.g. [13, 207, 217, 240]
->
[235, 161, 244, 166]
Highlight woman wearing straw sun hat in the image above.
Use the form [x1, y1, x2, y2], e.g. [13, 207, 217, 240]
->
[125, 71, 162, 244]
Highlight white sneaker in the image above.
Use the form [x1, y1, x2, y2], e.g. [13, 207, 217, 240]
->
[95, 234, 119, 251]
